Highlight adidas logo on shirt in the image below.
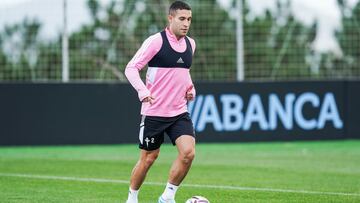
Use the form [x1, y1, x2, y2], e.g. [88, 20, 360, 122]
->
[177, 57, 184, 64]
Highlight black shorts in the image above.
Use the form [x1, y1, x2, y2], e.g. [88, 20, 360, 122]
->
[138, 112, 195, 151]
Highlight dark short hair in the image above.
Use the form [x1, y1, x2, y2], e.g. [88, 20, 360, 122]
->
[169, 1, 191, 15]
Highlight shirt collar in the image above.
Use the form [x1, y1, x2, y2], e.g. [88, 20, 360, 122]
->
[165, 27, 185, 43]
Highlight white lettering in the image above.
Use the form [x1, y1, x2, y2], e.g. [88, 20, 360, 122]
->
[243, 94, 269, 130]
[269, 93, 295, 130]
[294, 92, 319, 130]
[191, 92, 343, 132]
[197, 95, 223, 131]
[317, 93, 343, 129]
[188, 95, 204, 128]
[221, 94, 244, 131]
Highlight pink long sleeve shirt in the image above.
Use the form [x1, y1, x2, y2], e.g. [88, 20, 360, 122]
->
[125, 28, 196, 117]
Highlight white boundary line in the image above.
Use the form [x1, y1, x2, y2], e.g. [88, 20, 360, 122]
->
[0, 173, 359, 197]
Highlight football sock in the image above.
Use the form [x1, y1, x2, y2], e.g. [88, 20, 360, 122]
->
[161, 182, 179, 200]
[126, 187, 139, 203]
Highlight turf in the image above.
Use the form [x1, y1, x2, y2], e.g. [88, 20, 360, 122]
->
[0, 140, 359, 202]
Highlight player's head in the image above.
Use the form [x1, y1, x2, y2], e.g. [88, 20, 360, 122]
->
[168, 1, 192, 39]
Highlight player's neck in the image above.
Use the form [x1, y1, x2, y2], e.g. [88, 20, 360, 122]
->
[166, 27, 183, 41]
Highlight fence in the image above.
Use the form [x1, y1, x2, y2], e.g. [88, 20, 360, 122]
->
[0, 0, 359, 82]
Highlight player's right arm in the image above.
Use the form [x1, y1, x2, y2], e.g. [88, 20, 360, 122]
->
[124, 34, 162, 103]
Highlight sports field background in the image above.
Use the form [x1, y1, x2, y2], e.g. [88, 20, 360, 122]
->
[0, 140, 359, 202]
[1, 1, 360, 202]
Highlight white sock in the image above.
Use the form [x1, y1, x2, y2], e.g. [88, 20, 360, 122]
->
[161, 182, 179, 200]
[126, 187, 139, 203]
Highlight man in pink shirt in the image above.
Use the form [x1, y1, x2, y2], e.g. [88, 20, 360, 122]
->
[125, 1, 196, 203]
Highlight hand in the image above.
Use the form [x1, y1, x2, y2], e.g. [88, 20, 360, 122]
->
[142, 96, 155, 104]
[185, 91, 194, 101]
[186, 85, 195, 101]
[185, 89, 194, 101]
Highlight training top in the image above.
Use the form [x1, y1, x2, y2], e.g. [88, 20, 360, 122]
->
[125, 27, 196, 117]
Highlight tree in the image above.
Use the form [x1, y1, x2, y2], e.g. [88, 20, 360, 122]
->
[336, 2, 360, 78]
[1, 0, 359, 81]
[0, 18, 42, 80]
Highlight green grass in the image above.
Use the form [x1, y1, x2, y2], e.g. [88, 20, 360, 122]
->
[0, 140, 360, 202]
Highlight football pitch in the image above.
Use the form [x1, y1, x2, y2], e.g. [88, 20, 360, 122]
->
[0, 140, 359, 203]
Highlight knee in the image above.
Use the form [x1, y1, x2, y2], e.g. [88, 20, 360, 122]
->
[144, 152, 159, 166]
[180, 148, 195, 164]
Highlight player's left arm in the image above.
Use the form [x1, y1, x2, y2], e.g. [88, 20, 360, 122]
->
[186, 37, 196, 101]
[186, 84, 195, 101]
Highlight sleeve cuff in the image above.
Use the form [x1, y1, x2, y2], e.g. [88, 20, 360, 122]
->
[138, 89, 151, 101]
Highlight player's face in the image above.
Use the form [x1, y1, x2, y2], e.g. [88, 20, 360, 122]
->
[168, 9, 192, 39]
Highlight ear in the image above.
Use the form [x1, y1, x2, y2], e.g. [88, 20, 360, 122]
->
[168, 15, 173, 24]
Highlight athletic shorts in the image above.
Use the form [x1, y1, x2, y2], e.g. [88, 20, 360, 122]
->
[138, 112, 195, 151]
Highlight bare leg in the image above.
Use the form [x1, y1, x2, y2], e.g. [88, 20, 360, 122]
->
[168, 135, 195, 185]
[130, 149, 160, 190]
[159, 135, 195, 201]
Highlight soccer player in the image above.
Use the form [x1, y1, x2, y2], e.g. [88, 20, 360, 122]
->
[124, 1, 196, 203]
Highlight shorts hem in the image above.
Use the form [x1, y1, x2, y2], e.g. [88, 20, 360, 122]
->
[138, 145, 160, 151]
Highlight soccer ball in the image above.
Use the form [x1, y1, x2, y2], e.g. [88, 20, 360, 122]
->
[185, 196, 210, 203]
